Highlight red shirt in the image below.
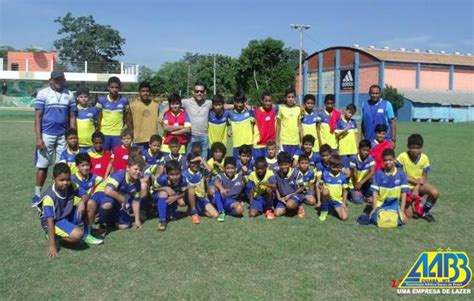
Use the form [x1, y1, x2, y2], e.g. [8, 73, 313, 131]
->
[253, 106, 277, 146]
[87, 149, 111, 178]
[370, 140, 395, 171]
[163, 110, 190, 145]
[112, 145, 129, 172]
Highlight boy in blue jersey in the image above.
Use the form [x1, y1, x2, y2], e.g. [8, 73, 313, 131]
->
[292, 135, 321, 169]
[88, 155, 145, 235]
[153, 160, 192, 230]
[247, 157, 276, 219]
[39, 163, 103, 258]
[163, 137, 188, 170]
[141, 134, 164, 204]
[59, 128, 81, 174]
[75, 86, 97, 150]
[316, 144, 332, 174]
[349, 139, 375, 204]
[297, 155, 318, 208]
[237, 144, 254, 184]
[182, 153, 219, 221]
[274, 152, 306, 218]
[368, 149, 409, 227]
[213, 157, 245, 218]
[319, 154, 349, 221]
[265, 141, 279, 174]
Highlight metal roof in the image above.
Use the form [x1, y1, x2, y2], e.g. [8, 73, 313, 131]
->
[398, 89, 474, 106]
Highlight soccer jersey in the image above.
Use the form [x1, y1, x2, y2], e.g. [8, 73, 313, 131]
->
[76, 105, 97, 147]
[349, 154, 375, 183]
[277, 105, 301, 145]
[59, 148, 80, 174]
[208, 110, 230, 147]
[237, 158, 255, 182]
[320, 171, 349, 203]
[87, 149, 111, 178]
[95, 170, 141, 199]
[275, 168, 304, 197]
[143, 149, 164, 176]
[396, 152, 431, 189]
[39, 184, 81, 224]
[301, 109, 319, 151]
[96, 95, 129, 136]
[182, 168, 206, 197]
[336, 118, 358, 156]
[128, 99, 160, 144]
[253, 106, 277, 149]
[154, 174, 189, 194]
[71, 172, 103, 196]
[266, 157, 279, 174]
[371, 167, 410, 207]
[207, 158, 225, 180]
[111, 145, 129, 172]
[247, 170, 276, 197]
[300, 168, 316, 191]
[228, 108, 254, 148]
[163, 110, 191, 146]
[215, 173, 244, 198]
[317, 110, 338, 149]
[35, 86, 76, 136]
[316, 161, 331, 176]
[163, 154, 187, 170]
[293, 149, 321, 170]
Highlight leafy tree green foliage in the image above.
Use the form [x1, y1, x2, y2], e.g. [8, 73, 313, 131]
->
[382, 84, 405, 111]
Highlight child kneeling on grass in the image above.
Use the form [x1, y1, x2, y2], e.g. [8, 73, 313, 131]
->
[319, 154, 349, 221]
[213, 157, 245, 219]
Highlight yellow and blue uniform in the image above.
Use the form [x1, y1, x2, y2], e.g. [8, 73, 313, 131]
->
[237, 158, 255, 183]
[71, 172, 103, 204]
[207, 158, 224, 187]
[275, 168, 304, 208]
[247, 169, 276, 213]
[228, 109, 254, 157]
[300, 168, 316, 196]
[154, 173, 190, 222]
[143, 149, 164, 178]
[277, 105, 301, 157]
[301, 110, 319, 152]
[208, 110, 230, 148]
[370, 167, 410, 225]
[266, 156, 279, 174]
[317, 110, 338, 150]
[96, 95, 129, 150]
[182, 168, 211, 215]
[214, 173, 245, 215]
[396, 152, 431, 189]
[76, 105, 98, 148]
[59, 148, 81, 174]
[163, 153, 187, 171]
[335, 118, 358, 167]
[293, 149, 321, 171]
[348, 154, 375, 202]
[320, 170, 348, 209]
[39, 183, 84, 238]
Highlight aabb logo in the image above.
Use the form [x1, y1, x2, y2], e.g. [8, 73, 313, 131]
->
[399, 249, 472, 288]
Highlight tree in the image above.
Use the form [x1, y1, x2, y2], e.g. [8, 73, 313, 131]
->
[381, 84, 405, 112]
[53, 13, 125, 73]
[0, 45, 15, 59]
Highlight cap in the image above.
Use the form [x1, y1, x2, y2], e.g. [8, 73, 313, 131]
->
[50, 71, 65, 79]
[75, 86, 90, 96]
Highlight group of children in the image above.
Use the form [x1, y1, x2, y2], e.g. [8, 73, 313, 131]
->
[35, 77, 440, 257]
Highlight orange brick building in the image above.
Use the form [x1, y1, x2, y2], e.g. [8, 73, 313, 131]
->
[7, 51, 58, 72]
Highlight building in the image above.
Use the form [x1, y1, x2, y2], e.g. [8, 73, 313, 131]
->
[7, 51, 58, 72]
[298, 46, 474, 121]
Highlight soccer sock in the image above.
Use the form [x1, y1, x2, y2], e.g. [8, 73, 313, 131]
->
[213, 191, 224, 213]
[35, 186, 42, 196]
[423, 197, 435, 214]
[321, 202, 329, 213]
[189, 208, 198, 216]
[99, 207, 112, 227]
[157, 197, 168, 223]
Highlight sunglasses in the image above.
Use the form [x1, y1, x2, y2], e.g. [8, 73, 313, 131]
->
[194, 90, 205, 94]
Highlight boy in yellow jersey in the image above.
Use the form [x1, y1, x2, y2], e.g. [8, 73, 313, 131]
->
[75, 86, 97, 150]
[96, 76, 129, 151]
[319, 154, 349, 221]
[301, 94, 319, 152]
[59, 128, 81, 175]
[276, 89, 302, 157]
[265, 141, 279, 174]
[247, 158, 276, 219]
[335, 104, 358, 173]
[396, 134, 439, 222]
[228, 91, 254, 158]
[349, 139, 375, 204]
[316, 94, 338, 151]
[208, 94, 230, 156]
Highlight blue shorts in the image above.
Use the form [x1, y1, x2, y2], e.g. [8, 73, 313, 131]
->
[281, 145, 299, 158]
[104, 135, 122, 151]
[224, 197, 240, 215]
[41, 207, 81, 238]
[349, 182, 371, 203]
[275, 194, 303, 209]
[328, 199, 343, 209]
[91, 191, 134, 226]
[196, 197, 211, 215]
[341, 155, 353, 169]
[250, 195, 267, 213]
[252, 148, 267, 160]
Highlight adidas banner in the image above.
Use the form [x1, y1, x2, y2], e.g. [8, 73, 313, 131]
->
[340, 69, 354, 91]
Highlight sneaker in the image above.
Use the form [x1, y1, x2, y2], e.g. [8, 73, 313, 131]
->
[217, 212, 226, 222]
[422, 213, 435, 223]
[319, 211, 328, 221]
[156, 222, 167, 231]
[31, 195, 41, 208]
[297, 206, 305, 218]
[94, 225, 108, 238]
[265, 209, 275, 220]
[191, 214, 201, 224]
[83, 234, 104, 245]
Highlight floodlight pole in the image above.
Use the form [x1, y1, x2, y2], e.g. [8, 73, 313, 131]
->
[290, 24, 311, 103]
[213, 54, 217, 95]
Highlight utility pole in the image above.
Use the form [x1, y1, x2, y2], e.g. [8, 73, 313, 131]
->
[187, 63, 191, 97]
[213, 54, 217, 95]
[290, 24, 311, 103]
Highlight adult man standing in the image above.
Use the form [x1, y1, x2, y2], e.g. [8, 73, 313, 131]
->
[361, 84, 397, 143]
[32, 71, 76, 206]
[126, 81, 160, 150]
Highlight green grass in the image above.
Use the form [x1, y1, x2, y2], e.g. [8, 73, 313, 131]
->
[1, 118, 473, 300]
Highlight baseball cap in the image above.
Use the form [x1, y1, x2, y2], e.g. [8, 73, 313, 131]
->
[50, 71, 65, 79]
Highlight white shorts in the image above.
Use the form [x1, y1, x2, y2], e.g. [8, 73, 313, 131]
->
[35, 133, 67, 168]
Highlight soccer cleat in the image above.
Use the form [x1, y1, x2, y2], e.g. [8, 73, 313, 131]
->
[217, 212, 226, 222]
[319, 211, 328, 221]
[31, 195, 41, 208]
[191, 214, 201, 224]
[422, 213, 435, 223]
[297, 206, 305, 218]
[265, 209, 275, 220]
[156, 222, 167, 231]
[83, 234, 104, 245]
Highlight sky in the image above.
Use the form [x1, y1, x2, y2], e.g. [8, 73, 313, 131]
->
[0, 0, 473, 70]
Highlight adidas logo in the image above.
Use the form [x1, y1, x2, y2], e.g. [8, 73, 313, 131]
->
[342, 70, 354, 88]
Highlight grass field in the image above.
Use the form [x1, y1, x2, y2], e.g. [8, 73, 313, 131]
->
[1, 116, 473, 300]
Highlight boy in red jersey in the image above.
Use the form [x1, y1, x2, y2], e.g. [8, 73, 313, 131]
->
[253, 92, 277, 159]
[162, 93, 191, 154]
[110, 128, 134, 172]
[87, 131, 112, 178]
